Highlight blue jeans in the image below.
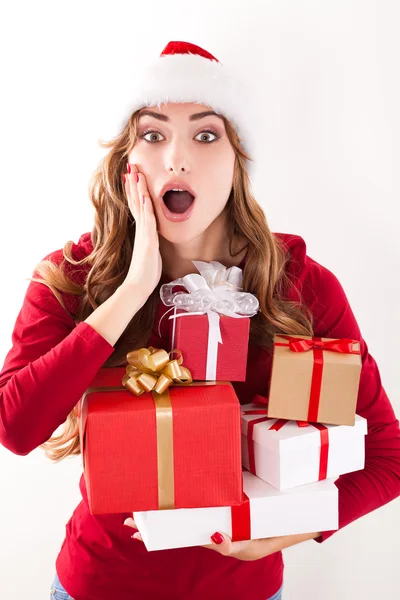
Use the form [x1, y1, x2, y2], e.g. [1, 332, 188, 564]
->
[50, 573, 74, 599]
[50, 572, 283, 599]
[269, 585, 283, 600]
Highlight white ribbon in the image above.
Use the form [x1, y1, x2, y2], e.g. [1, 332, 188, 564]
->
[159, 260, 259, 379]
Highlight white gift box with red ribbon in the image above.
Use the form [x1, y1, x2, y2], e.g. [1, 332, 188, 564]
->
[241, 400, 368, 491]
[133, 470, 338, 551]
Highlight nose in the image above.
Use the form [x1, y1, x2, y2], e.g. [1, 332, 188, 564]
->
[168, 165, 187, 173]
[165, 142, 191, 174]
[166, 159, 190, 174]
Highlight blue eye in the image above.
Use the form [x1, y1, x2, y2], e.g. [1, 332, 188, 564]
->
[140, 129, 220, 144]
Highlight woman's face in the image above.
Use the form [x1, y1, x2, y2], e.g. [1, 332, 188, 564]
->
[127, 102, 236, 244]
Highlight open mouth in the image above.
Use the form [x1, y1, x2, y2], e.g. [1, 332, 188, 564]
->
[162, 190, 195, 214]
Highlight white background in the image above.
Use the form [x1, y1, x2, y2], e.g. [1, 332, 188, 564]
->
[0, 1, 399, 598]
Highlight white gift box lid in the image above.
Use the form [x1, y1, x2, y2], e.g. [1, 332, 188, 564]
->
[241, 403, 368, 454]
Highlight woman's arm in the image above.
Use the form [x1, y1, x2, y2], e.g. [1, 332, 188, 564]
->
[0, 271, 114, 455]
[304, 258, 400, 543]
[0, 252, 146, 456]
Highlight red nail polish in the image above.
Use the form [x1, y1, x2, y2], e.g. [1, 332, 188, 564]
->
[123, 174, 126, 183]
[135, 173, 139, 183]
[211, 532, 224, 545]
[127, 163, 131, 174]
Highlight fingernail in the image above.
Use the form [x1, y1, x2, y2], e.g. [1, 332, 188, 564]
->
[127, 163, 131, 174]
[123, 174, 126, 183]
[211, 532, 224, 545]
[135, 173, 139, 183]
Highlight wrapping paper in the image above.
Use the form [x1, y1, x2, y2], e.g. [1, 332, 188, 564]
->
[79, 367, 243, 514]
[167, 309, 250, 381]
[267, 334, 362, 425]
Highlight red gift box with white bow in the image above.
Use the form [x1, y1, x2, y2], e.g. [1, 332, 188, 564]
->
[158, 260, 259, 381]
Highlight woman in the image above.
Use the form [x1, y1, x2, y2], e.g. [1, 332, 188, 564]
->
[0, 41, 399, 600]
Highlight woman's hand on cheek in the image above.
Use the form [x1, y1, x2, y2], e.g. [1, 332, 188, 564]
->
[123, 163, 162, 296]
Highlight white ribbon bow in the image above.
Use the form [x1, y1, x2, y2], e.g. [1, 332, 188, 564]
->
[158, 261, 259, 379]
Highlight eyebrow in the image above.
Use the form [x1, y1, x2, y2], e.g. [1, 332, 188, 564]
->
[138, 109, 224, 122]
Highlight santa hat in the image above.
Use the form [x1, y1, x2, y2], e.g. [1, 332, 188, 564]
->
[102, 41, 257, 173]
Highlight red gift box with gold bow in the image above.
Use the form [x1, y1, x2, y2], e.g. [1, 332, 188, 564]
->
[266, 334, 362, 426]
[78, 347, 243, 514]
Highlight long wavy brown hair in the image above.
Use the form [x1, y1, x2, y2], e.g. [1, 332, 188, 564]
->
[34, 105, 314, 462]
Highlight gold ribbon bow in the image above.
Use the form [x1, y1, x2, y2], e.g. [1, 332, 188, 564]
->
[122, 346, 193, 396]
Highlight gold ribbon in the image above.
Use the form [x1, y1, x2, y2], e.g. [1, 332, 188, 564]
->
[122, 346, 193, 509]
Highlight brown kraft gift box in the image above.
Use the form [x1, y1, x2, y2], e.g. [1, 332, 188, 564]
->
[267, 334, 362, 426]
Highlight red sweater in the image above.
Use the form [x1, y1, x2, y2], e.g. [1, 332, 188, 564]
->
[0, 232, 399, 600]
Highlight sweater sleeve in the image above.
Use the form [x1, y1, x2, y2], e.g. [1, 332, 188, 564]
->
[304, 257, 400, 543]
[0, 274, 115, 456]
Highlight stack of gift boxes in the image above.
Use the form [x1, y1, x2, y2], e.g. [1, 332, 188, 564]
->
[78, 261, 367, 551]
